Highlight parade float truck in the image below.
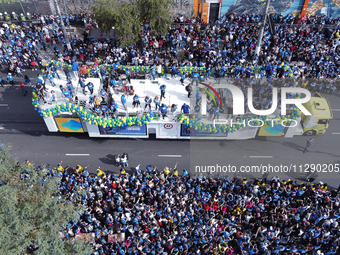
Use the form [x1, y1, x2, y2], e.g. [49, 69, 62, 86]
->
[32, 62, 332, 139]
[299, 93, 333, 136]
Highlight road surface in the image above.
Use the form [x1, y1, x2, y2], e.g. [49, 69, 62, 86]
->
[0, 70, 340, 188]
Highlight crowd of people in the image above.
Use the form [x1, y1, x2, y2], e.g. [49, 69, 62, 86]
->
[16, 159, 340, 255]
[1, 11, 340, 114]
[0, 12, 98, 85]
[2, 8, 340, 255]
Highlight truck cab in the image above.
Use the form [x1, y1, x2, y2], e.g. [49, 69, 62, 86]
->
[300, 93, 333, 136]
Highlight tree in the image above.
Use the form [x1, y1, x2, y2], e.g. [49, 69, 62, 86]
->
[0, 144, 93, 255]
[138, 0, 173, 37]
[92, 0, 173, 47]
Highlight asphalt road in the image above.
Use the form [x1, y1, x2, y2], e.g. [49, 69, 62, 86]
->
[1, 70, 340, 188]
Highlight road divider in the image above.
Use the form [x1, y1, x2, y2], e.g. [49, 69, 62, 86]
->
[249, 156, 273, 158]
[65, 154, 90, 156]
[158, 155, 182, 158]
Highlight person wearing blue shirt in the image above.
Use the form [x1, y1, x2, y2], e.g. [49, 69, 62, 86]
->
[181, 103, 190, 114]
[160, 84, 166, 100]
[100, 66, 107, 82]
[110, 104, 118, 118]
[47, 72, 55, 87]
[62, 90, 71, 99]
[113, 62, 119, 72]
[195, 89, 201, 105]
[221, 65, 226, 78]
[50, 64, 60, 79]
[170, 104, 177, 115]
[111, 79, 117, 88]
[72, 61, 79, 79]
[153, 96, 160, 110]
[132, 94, 140, 109]
[79, 77, 86, 95]
[246, 65, 253, 78]
[151, 66, 156, 80]
[67, 82, 74, 97]
[101, 105, 108, 117]
[192, 70, 199, 86]
[325, 247, 338, 255]
[144, 95, 152, 110]
[194, 104, 201, 118]
[159, 104, 168, 119]
[171, 64, 177, 78]
[212, 107, 220, 120]
[180, 72, 186, 86]
[121, 94, 127, 110]
[118, 79, 123, 88]
[7, 73, 14, 86]
[87, 82, 94, 94]
[100, 89, 107, 103]
[125, 68, 131, 84]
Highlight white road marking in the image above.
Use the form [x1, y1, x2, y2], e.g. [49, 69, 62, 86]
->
[332, 109, 340, 111]
[249, 156, 273, 158]
[0, 104, 8, 107]
[0, 127, 4, 129]
[65, 154, 90, 156]
[332, 133, 340, 135]
[158, 155, 182, 158]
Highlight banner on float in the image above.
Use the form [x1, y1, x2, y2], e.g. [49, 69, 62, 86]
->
[258, 123, 285, 136]
[99, 124, 147, 135]
[55, 117, 84, 133]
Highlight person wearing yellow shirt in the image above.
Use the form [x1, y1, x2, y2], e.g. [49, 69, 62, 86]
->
[164, 166, 170, 176]
[164, 162, 178, 176]
[57, 161, 64, 172]
[76, 164, 84, 173]
[25, 160, 31, 167]
[120, 168, 126, 175]
[96, 167, 106, 178]
[95, 97, 100, 106]
[173, 162, 178, 176]
[218, 243, 227, 253]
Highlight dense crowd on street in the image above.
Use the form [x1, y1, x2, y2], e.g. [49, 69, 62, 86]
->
[2, 9, 340, 255]
[1, 11, 340, 119]
[2, 12, 340, 82]
[16, 160, 340, 255]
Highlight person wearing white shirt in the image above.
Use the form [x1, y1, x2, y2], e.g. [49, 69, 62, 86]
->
[97, 42, 103, 51]
[157, 64, 162, 78]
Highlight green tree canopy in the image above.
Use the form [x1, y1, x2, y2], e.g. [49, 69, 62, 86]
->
[92, 0, 173, 47]
[0, 144, 93, 255]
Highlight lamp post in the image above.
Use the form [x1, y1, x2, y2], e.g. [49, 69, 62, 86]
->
[54, 0, 72, 50]
[18, 0, 25, 15]
[254, 0, 270, 58]
[62, 0, 73, 46]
